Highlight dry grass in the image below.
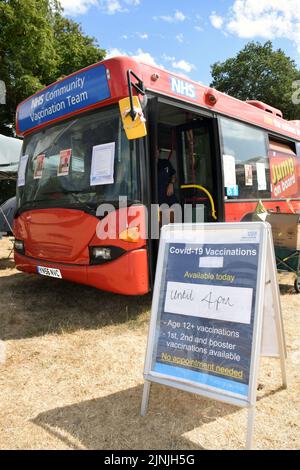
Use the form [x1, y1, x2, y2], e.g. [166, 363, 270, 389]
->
[0, 237, 299, 450]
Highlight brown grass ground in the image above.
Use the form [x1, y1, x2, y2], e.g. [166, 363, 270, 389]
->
[0, 237, 299, 450]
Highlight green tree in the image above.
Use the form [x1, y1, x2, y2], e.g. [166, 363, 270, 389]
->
[53, 13, 105, 79]
[210, 41, 300, 120]
[0, 0, 105, 135]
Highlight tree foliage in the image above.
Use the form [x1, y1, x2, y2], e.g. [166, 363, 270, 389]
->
[0, 0, 105, 135]
[210, 41, 300, 120]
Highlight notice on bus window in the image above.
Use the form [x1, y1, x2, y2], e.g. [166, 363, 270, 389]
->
[57, 149, 72, 177]
[245, 164, 253, 186]
[90, 142, 115, 186]
[256, 162, 267, 191]
[223, 154, 236, 188]
[34, 154, 45, 180]
[149, 228, 261, 398]
[17, 154, 28, 187]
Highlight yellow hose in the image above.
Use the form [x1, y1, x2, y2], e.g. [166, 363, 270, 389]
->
[181, 184, 217, 220]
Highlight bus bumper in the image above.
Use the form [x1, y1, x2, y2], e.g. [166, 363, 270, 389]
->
[14, 249, 149, 296]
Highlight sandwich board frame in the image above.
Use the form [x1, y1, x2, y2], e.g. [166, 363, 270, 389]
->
[141, 222, 287, 449]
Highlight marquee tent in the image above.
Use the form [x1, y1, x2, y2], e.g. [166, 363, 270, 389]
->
[0, 133, 22, 178]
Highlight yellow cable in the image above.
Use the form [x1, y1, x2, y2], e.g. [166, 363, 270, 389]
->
[180, 184, 217, 220]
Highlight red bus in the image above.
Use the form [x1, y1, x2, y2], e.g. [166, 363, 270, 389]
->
[14, 56, 300, 295]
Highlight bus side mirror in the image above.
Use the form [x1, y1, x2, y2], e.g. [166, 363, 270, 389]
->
[119, 96, 147, 140]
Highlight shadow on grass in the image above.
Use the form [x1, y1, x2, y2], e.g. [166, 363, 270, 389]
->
[0, 272, 152, 341]
[278, 283, 298, 295]
[256, 385, 286, 402]
[32, 383, 239, 450]
[0, 258, 15, 270]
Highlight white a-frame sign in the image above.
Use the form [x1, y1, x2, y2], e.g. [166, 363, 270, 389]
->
[141, 222, 287, 450]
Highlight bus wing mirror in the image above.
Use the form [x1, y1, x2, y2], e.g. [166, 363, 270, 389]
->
[119, 96, 147, 140]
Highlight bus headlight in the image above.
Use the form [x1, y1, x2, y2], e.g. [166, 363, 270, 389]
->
[14, 239, 25, 254]
[92, 247, 111, 260]
[89, 246, 126, 265]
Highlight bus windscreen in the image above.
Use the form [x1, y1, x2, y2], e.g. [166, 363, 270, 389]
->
[17, 107, 140, 213]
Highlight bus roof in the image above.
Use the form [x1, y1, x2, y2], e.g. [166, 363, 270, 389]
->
[16, 56, 300, 141]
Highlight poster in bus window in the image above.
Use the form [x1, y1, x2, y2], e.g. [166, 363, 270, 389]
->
[244, 164, 253, 186]
[256, 162, 267, 191]
[223, 154, 236, 188]
[58, 149, 72, 177]
[17, 154, 29, 187]
[90, 142, 115, 186]
[270, 153, 298, 198]
[34, 154, 45, 180]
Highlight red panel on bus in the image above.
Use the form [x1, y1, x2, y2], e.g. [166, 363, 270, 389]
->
[14, 249, 149, 296]
[14, 206, 149, 295]
[14, 208, 98, 264]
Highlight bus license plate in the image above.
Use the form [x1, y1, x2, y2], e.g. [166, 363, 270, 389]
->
[37, 266, 62, 279]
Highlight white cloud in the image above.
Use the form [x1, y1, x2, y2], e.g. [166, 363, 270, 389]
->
[61, 0, 140, 16]
[133, 49, 164, 68]
[106, 47, 164, 68]
[60, 0, 98, 15]
[172, 59, 196, 73]
[176, 33, 184, 43]
[174, 10, 186, 22]
[121, 32, 148, 40]
[105, 47, 127, 58]
[210, 11, 224, 29]
[211, 0, 300, 54]
[101, 0, 124, 15]
[161, 54, 195, 74]
[154, 10, 186, 23]
[136, 32, 149, 39]
[161, 54, 175, 62]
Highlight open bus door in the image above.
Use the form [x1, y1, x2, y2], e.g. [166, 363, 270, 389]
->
[152, 99, 224, 226]
[176, 118, 222, 223]
[148, 99, 224, 287]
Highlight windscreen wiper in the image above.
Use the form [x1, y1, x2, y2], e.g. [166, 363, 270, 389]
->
[59, 190, 97, 212]
[16, 195, 96, 216]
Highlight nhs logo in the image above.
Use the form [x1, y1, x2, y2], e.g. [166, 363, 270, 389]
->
[170, 77, 196, 99]
[31, 94, 44, 110]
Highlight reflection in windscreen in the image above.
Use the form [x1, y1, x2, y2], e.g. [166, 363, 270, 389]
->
[18, 107, 139, 211]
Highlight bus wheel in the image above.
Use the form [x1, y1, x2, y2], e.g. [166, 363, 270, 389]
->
[294, 276, 300, 294]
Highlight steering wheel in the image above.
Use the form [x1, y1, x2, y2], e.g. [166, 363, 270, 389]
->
[180, 184, 217, 221]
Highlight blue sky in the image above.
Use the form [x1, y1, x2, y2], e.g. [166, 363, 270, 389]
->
[60, 0, 300, 85]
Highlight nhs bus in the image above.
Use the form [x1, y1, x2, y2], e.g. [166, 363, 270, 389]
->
[14, 57, 300, 295]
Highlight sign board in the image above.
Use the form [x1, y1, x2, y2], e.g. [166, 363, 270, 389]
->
[119, 96, 147, 140]
[141, 222, 286, 449]
[17, 63, 111, 135]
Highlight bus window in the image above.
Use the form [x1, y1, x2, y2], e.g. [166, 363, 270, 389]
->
[219, 117, 270, 200]
[18, 107, 140, 212]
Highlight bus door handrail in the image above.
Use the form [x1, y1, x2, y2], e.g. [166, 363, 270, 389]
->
[180, 184, 217, 220]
